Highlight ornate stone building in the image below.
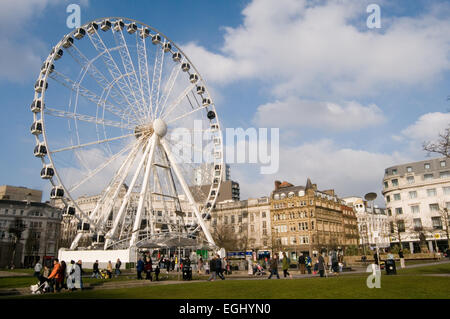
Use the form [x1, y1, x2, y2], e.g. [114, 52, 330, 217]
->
[270, 179, 358, 261]
[0, 186, 62, 268]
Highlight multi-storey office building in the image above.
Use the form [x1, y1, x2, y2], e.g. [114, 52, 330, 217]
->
[207, 197, 272, 256]
[383, 157, 450, 252]
[270, 179, 358, 261]
[0, 186, 62, 268]
[343, 196, 390, 249]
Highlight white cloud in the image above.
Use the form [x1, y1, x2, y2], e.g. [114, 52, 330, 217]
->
[252, 97, 385, 131]
[184, 0, 450, 98]
[401, 112, 450, 142]
[0, 0, 77, 83]
[232, 139, 408, 204]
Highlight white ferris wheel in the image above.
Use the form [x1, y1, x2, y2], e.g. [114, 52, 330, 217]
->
[31, 17, 223, 251]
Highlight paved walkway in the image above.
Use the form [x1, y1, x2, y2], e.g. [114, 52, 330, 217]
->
[1, 260, 449, 297]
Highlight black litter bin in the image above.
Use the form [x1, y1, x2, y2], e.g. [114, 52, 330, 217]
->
[385, 259, 397, 275]
[182, 266, 192, 280]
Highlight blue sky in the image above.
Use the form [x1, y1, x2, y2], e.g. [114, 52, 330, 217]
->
[1, 0, 450, 205]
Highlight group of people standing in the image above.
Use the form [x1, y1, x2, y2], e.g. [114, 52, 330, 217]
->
[207, 254, 226, 281]
[34, 258, 83, 292]
[91, 259, 122, 279]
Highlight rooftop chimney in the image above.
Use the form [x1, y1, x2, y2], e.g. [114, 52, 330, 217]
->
[274, 180, 281, 190]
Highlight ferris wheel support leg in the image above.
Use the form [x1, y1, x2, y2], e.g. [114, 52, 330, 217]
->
[130, 134, 157, 247]
[69, 232, 84, 250]
[159, 138, 216, 247]
[104, 136, 154, 249]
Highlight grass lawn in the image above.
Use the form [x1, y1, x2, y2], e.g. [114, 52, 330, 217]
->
[0, 271, 207, 289]
[8, 274, 449, 299]
[397, 262, 450, 275]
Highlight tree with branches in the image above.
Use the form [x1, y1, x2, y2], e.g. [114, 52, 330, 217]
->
[8, 217, 26, 268]
[423, 125, 450, 158]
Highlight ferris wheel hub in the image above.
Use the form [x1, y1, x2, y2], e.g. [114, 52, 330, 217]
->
[153, 118, 167, 137]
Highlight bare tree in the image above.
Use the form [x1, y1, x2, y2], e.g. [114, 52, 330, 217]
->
[211, 223, 239, 252]
[438, 203, 450, 249]
[423, 125, 450, 158]
[8, 217, 26, 268]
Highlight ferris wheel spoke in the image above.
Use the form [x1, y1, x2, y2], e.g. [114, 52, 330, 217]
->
[136, 31, 152, 112]
[160, 138, 215, 245]
[165, 103, 210, 125]
[44, 107, 136, 130]
[66, 43, 140, 117]
[112, 28, 147, 115]
[130, 135, 158, 246]
[160, 83, 196, 121]
[50, 133, 134, 154]
[165, 136, 205, 157]
[150, 43, 165, 119]
[49, 70, 129, 121]
[89, 140, 142, 225]
[106, 136, 154, 245]
[68, 139, 137, 194]
[157, 62, 182, 118]
[87, 30, 146, 119]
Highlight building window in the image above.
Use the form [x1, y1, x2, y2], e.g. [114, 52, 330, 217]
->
[440, 171, 450, 178]
[392, 169, 398, 175]
[424, 174, 433, 181]
[262, 211, 266, 218]
[409, 191, 417, 199]
[250, 225, 254, 232]
[407, 166, 413, 173]
[432, 217, 442, 230]
[411, 205, 420, 214]
[395, 207, 403, 215]
[231, 215, 235, 224]
[413, 218, 422, 230]
[397, 220, 405, 232]
[384, 181, 388, 188]
[429, 203, 439, 212]
[443, 187, 450, 195]
[386, 195, 390, 203]
[389, 222, 394, 233]
[441, 161, 446, 167]
[391, 179, 398, 187]
[387, 209, 392, 216]
[424, 163, 431, 170]
[393, 193, 401, 201]
[407, 176, 415, 184]
[427, 188, 437, 197]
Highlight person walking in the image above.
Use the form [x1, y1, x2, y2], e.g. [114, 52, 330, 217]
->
[205, 259, 210, 275]
[318, 253, 326, 278]
[76, 260, 84, 289]
[197, 257, 204, 274]
[115, 258, 122, 277]
[298, 253, 306, 274]
[33, 259, 42, 279]
[67, 260, 82, 291]
[208, 256, 217, 281]
[106, 261, 113, 279]
[60, 260, 67, 289]
[166, 257, 171, 273]
[305, 255, 312, 274]
[136, 257, 144, 280]
[215, 255, 225, 280]
[154, 265, 160, 281]
[281, 252, 292, 278]
[398, 250, 405, 269]
[331, 250, 339, 275]
[48, 258, 63, 292]
[268, 254, 280, 279]
[144, 257, 153, 281]
[92, 260, 100, 279]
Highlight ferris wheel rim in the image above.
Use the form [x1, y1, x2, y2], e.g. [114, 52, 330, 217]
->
[33, 16, 225, 248]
